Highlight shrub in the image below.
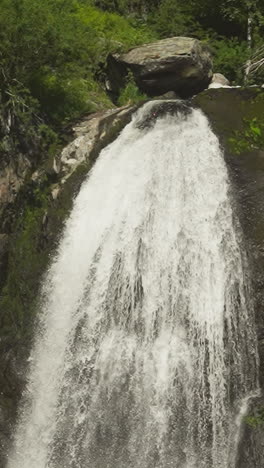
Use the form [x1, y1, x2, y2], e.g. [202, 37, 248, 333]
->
[118, 73, 147, 106]
[209, 37, 249, 83]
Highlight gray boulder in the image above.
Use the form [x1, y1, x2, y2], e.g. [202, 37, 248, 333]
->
[107, 37, 213, 98]
[209, 73, 230, 88]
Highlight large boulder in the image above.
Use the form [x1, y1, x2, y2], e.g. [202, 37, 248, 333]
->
[107, 37, 213, 98]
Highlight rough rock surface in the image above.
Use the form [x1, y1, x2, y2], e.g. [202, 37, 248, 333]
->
[107, 36, 213, 98]
[193, 87, 264, 467]
[208, 72, 230, 88]
[0, 155, 31, 212]
[60, 106, 135, 182]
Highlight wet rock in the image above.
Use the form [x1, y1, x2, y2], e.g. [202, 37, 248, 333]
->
[107, 37, 213, 99]
[135, 100, 191, 130]
[193, 87, 264, 466]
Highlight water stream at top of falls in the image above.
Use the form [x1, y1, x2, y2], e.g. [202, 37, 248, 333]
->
[7, 101, 259, 468]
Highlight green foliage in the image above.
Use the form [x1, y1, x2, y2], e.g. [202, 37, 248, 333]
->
[1, 0, 264, 128]
[229, 116, 264, 154]
[0, 80, 62, 165]
[149, 0, 198, 38]
[77, 4, 155, 49]
[0, 0, 153, 126]
[249, 117, 263, 137]
[31, 74, 99, 123]
[245, 407, 264, 428]
[118, 73, 147, 106]
[93, 0, 155, 16]
[0, 188, 49, 338]
[210, 37, 250, 83]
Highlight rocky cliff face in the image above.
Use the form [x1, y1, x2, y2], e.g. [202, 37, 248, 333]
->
[194, 87, 264, 467]
[1, 88, 264, 466]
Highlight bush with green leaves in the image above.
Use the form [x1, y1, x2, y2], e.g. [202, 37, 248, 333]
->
[1, 0, 264, 129]
[209, 37, 250, 83]
[118, 72, 147, 106]
[0, 0, 154, 126]
[148, 0, 198, 38]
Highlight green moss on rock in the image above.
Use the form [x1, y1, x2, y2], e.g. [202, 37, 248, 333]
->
[194, 88, 264, 467]
[245, 407, 264, 428]
[193, 87, 264, 155]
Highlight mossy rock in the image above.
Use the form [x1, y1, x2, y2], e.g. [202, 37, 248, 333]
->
[194, 88, 264, 379]
[194, 87, 264, 468]
[194, 87, 264, 153]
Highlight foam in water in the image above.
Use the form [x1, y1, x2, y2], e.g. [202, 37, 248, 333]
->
[7, 101, 259, 468]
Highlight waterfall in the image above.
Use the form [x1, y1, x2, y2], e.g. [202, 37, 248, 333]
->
[8, 101, 259, 468]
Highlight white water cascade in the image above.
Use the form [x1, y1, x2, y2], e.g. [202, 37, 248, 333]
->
[8, 101, 259, 468]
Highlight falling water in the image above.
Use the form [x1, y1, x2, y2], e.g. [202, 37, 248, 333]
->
[8, 101, 259, 468]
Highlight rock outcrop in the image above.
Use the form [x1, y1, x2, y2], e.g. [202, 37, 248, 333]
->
[107, 36, 213, 98]
[193, 87, 264, 467]
[60, 106, 136, 182]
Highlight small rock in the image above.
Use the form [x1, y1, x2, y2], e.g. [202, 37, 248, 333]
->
[53, 158, 61, 175]
[209, 73, 230, 88]
[51, 187, 61, 200]
[31, 170, 41, 182]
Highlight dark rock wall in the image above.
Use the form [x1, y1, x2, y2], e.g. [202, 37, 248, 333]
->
[194, 88, 264, 467]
